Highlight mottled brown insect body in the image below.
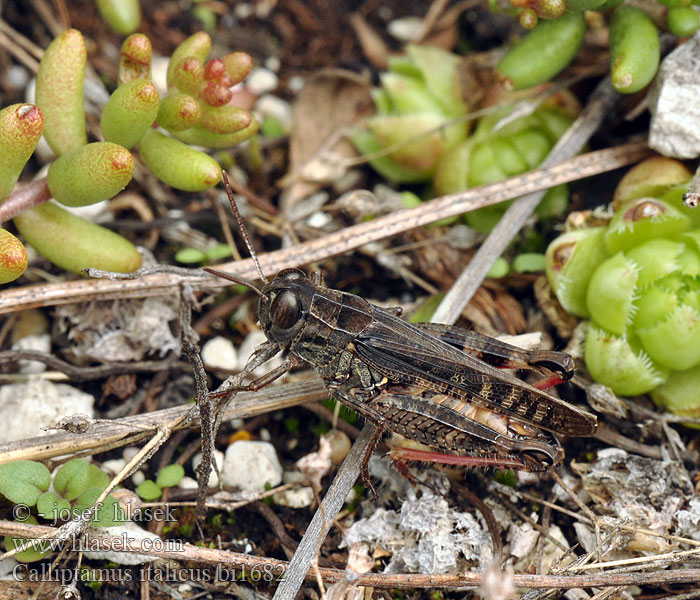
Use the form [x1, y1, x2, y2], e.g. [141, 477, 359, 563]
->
[207, 173, 597, 492]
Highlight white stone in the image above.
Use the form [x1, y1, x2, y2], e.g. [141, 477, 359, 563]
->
[649, 30, 700, 158]
[387, 17, 423, 42]
[288, 76, 305, 94]
[131, 470, 145, 486]
[220, 440, 283, 492]
[0, 377, 94, 443]
[101, 459, 127, 476]
[178, 476, 199, 490]
[273, 486, 314, 508]
[274, 470, 314, 508]
[192, 449, 224, 487]
[85, 520, 162, 564]
[255, 94, 292, 130]
[201, 337, 238, 370]
[246, 68, 278, 95]
[264, 56, 280, 72]
[122, 446, 140, 462]
[306, 211, 332, 229]
[12, 333, 51, 373]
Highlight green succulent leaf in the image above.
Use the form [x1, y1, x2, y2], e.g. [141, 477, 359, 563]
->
[171, 118, 260, 149]
[101, 79, 160, 148]
[0, 104, 44, 201]
[157, 93, 201, 131]
[119, 33, 152, 84]
[14, 202, 142, 274]
[546, 227, 608, 318]
[47, 142, 135, 207]
[167, 32, 211, 89]
[585, 324, 667, 396]
[0, 229, 28, 284]
[586, 252, 639, 337]
[95, 0, 141, 35]
[138, 129, 222, 191]
[35, 29, 87, 155]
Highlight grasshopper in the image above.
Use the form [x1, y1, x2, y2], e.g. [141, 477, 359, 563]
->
[206, 174, 597, 496]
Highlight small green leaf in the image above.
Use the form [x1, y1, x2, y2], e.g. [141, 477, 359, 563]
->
[512, 253, 546, 273]
[0, 460, 50, 506]
[136, 480, 162, 501]
[156, 464, 185, 488]
[175, 247, 206, 264]
[86, 464, 110, 492]
[5, 517, 52, 562]
[0, 104, 44, 201]
[101, 79, 160, 148]
[204, 243, 233, 262]
[54, 458, 90, 500]
[73, 488, 125, 526]
[37, 491, 71, 521]
[95, 0, 141, 35]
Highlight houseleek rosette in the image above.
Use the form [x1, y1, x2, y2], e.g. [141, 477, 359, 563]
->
[546, 158, 700, 418]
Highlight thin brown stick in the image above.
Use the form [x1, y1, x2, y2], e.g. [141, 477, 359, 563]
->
[2, 520, 700, 590]
[0, 142, 650, 315]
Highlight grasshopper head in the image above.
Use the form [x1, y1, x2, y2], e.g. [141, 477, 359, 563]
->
[259, 268, 312, 346]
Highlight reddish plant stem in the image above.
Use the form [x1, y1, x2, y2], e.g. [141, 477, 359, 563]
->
[0, 177, 51, 223]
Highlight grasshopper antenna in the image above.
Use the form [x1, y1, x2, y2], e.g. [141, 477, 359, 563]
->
[221, 171, 269, 285]
[202, 266, 265, 297]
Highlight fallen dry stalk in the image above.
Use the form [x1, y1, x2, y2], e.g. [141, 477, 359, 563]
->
[0, 141, 649, 315]
[2, 520, 700, 590]
[0, 377, 328, 464]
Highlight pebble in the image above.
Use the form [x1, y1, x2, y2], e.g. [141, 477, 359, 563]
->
[649, 33, 700, 158]
[101, 459, 127, 476]
[246, 67, 278, 95]
[178, 476, 199, 490]
[0, 377, 94, 443]
[273, 470, 314, 508]
[220, 440, 283, 492]
[192, 449, 224, 487]
[387, 17, 423, 42]
[201, 336, 238, 370]
[255, 94, 292, 131]
[12, 333, 51, 374]
[131, 470, 146, 486]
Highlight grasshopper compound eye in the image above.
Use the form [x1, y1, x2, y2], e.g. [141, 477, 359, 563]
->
[270, 290, 301, 330]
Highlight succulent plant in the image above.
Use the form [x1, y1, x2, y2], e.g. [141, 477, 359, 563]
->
[0, 29, 257, 280]
[495, 1, 694, 95]
[546, 157, 700, 418]
[435, 94, 575, 232]
[349, 44, 470, 183]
